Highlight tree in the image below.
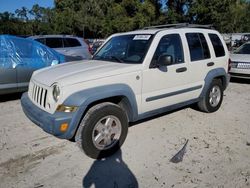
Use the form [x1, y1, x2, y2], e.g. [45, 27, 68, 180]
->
[0, 12, 18, 34]
[15, 7, 28, 21]
[160, 0, 194, 23]
[227, 0, 250, 32]
[1, 0, 250, 37]
[190, 0, 250, 33]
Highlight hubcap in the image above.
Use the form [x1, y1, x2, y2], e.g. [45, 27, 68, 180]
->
[209, 85, 221, 107]
[92, 115, 122, 150]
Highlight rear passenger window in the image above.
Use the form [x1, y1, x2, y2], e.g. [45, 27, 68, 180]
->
[63, 38, 81, 47]
[208, 34, 225, 57]
[186, 33, 210, 61]
[46, 38, 63, 48]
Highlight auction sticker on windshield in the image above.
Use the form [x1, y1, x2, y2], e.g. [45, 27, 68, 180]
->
[133, 35, 151, 40]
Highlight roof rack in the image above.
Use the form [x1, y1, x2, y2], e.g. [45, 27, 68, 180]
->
[143, 23, 214, 30]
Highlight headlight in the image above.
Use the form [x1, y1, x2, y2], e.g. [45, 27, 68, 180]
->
[52, 84, 60, 102]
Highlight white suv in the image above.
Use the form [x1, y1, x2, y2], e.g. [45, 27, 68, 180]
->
[29, 35, 91, 60]
[22, 24, 230, 159]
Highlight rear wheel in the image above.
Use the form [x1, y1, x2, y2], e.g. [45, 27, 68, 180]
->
[75, 102, 128, 159]
[198, 79, 223, 113]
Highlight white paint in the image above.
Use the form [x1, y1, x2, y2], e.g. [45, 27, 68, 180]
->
[28, 27, 229, 115]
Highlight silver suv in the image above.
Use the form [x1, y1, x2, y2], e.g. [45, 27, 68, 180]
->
[29, 35, 91, 60]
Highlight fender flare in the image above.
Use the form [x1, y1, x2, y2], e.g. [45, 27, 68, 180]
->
[63, 83, 139, 123]
[200, 68, 229, 98]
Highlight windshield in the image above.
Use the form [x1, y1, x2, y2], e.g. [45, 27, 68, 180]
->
[234, 43, 250, 54]
[93, 34, 153, 64]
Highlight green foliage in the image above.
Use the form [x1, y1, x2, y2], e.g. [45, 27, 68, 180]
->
[190, 0, 250, 32]
[0, 0, 250, 37]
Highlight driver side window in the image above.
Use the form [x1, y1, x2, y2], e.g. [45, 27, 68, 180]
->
[151, 34, 184, 66]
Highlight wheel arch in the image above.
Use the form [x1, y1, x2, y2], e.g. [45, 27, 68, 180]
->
[79, 95, 135, 123]
[213, 75, 227, 91]
[63, 84, 138, 139]
[200, 68, 229, 98]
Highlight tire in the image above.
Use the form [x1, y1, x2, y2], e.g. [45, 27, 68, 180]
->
[198, 79, 223, 113]
[75, 102, 128, 159]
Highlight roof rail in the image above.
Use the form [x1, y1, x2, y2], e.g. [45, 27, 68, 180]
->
[143, 23, 214, 30]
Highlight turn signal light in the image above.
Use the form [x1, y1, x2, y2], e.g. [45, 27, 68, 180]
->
[60, 123, 68, 132]
[56, 105, 78, 113]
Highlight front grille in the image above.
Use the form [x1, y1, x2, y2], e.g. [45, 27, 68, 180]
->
[237, 62, 250, 69]
[31, 83, 48, 109]
[231, 62, 238, 68]
[231, 61, 250, 69]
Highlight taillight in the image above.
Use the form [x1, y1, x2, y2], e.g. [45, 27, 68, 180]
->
[228, 58, 232, 72]
[88, 45, 92, 54]
[84, 39, 92, 54]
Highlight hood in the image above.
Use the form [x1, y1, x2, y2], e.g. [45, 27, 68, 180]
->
[32, 60, 142, 86]
[230, 53, 250, 62]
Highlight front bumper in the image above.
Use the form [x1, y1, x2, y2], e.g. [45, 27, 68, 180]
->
[21, 92, 78, 139]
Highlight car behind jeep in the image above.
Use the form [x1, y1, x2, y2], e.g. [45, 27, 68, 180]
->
[21, 24, 230, 159]
[230, 42, 250, 79]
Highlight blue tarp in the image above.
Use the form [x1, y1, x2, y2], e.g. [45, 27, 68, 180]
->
[0, 35, 65, 69]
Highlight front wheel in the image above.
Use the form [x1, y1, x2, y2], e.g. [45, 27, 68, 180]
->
[75, 102, 128, 159]
[198, 79, 223, 113]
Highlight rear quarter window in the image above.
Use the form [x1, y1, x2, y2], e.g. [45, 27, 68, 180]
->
[186, 33, 210, 61]
[45, 38, 63, 48]
[63, 38, 81, 47]
[208, 34, 225, 57]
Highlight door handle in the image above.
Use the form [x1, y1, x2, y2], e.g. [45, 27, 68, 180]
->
[176, 67, 187, 73]
[207, 62, 214, 67]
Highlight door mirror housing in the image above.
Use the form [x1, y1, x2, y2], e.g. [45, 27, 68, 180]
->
[157, 54, 173, 67]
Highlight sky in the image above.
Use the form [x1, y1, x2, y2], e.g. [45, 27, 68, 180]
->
[0, 0, 54, 13]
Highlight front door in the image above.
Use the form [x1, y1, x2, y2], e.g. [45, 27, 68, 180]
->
[0, 45, 17, 94]
[142, 33, 200, 113]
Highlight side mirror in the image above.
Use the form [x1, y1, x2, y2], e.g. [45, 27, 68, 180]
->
[157, 54, 173, 67]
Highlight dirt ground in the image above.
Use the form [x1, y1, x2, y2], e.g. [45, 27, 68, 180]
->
[0, 78, 250, 188]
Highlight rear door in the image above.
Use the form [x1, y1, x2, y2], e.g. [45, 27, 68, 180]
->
[184, 32, 213, 86]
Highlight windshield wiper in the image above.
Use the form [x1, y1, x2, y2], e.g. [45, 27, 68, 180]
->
[110, 56, 124, 63]
[92, 55, 124, 63]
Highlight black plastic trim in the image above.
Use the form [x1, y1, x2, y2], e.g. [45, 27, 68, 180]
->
[146, 85, 203, 102]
